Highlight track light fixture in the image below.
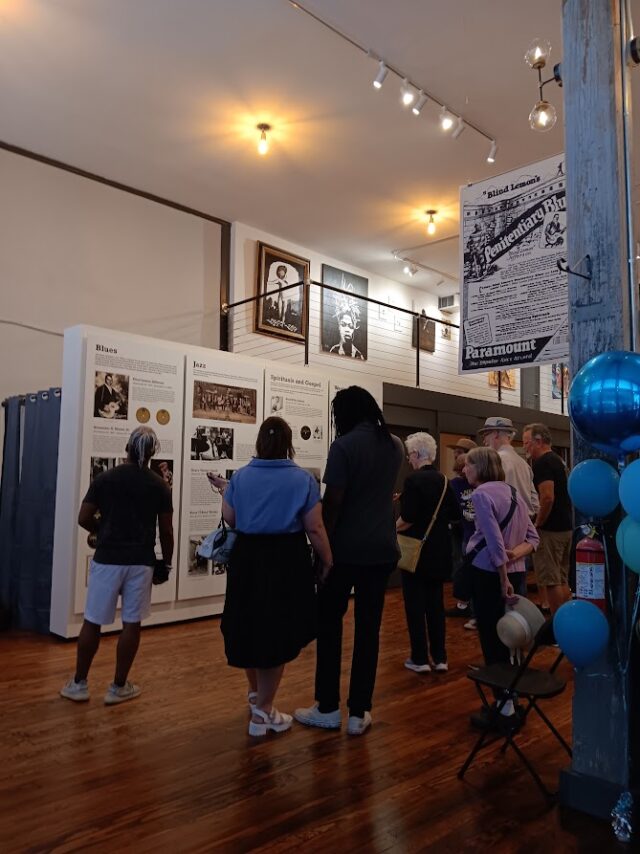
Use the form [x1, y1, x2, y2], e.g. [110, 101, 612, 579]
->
[256, 123, 271, 155]
[285, 4, 498, 164]
[401, 79, 416, 107]
[412, 91, 428, 116]
[487, 140, 497, 163]
[403, 263, 418, 277]
[525, 39, 562, 132]
[440, 107, 454, 131]
[451, 117, 465, 139]
[373, 60, 388, 89]
[425, 210, 437, 236]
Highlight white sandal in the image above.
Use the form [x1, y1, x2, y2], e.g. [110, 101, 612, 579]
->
[248, 707, 293, 737]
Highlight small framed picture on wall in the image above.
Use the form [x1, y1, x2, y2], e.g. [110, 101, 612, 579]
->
[320, 264, 368, 360]
[254, 242, 310, 343]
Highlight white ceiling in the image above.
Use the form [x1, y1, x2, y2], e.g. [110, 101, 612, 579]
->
[0, 0, 632, 294]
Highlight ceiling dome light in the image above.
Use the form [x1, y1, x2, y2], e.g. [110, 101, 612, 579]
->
[529, 100, 557, 132]
[524, 38, 552, 70]
[373, 60, 388, 89]
[401, 79, 416, 107]
[487, 140, 498, 163]
[257, 123, 271, 155]
[425, 209, 437, 236]
[412, 91, 428, 116]
[440, 106, 454, 131]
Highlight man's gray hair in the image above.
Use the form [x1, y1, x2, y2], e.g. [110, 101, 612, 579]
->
[524, 422, 552, 445]
[405, 431, 437, 463]
[127, 426, 160, 468]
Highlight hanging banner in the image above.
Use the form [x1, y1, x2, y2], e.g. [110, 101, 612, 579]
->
[459, 153, 568, 374]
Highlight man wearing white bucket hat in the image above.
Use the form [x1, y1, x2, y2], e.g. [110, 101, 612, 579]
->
[478, 417, 539, 517]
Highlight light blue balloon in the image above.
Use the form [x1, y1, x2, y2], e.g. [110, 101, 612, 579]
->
[553, 600, 610, 667]
[619, 459, 640, 522]
[568, 459, 620, 518]
[615, 516, 640, 574]
[568, 350, 640, 456]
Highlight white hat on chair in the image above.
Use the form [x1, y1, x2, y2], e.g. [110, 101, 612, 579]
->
[497, 595, 546, 652]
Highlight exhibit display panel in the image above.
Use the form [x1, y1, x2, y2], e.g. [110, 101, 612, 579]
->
[50, 326, 360, 637]
[179, 348, 264, 601]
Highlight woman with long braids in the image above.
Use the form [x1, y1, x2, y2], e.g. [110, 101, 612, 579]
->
[295, 386, 403, 736]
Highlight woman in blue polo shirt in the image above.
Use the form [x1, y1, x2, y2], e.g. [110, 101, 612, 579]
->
[220, 416, 333, 737]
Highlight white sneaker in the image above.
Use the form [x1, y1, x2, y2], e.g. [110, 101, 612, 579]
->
[464, 619, 478, 631]
[248, 707, 293, 737]
[347, 711, 372, 736]
[104, 681, 141, 705]
[404, 659, 431, 673]
[433, 662, 449, 673]
[293, 702, 341, 730]
[60, 678, 89, 702]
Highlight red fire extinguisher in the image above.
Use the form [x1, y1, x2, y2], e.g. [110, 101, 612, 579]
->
[574, 527, 607, 614]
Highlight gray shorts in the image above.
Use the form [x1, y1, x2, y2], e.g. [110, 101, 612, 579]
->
[85, 561, 153, 625]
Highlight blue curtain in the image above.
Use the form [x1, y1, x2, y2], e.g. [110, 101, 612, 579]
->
[9, 388, 62, 633]
[0, 396, 22, 624]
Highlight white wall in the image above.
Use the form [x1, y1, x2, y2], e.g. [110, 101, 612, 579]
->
[230, 222, 539, 409]
[0, 149, 222, 412]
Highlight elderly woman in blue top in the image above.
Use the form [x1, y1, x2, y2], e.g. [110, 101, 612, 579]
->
[219, 416, 332, 737]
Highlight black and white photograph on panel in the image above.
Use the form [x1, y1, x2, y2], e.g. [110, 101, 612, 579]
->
[190, 426, 234, 461]
[320, 264, 368, 360]
[411, 310, 436, 353]
[150, 459, 174, 490]
[93, 371, 129, 420]
[188, 536, 209, 576]
[90, 456, 127, 484]
[254, 241, 309, 342]
[192, 380, 257, 423]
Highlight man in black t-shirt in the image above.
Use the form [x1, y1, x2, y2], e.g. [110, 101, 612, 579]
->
[60, 427, 173, 706]
[523, 422, 572, 614]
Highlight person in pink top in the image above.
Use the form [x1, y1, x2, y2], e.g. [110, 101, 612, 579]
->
[464, 448, 540, 728]
[463, 447, 539, 729]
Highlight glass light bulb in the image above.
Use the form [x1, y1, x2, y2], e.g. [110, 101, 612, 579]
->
[525, 38, 552, 69]
[440, 111, 454, 131]
[427, 219, 436, 236]
[529, 100, 557, 132]
[258, 131, 269, 155]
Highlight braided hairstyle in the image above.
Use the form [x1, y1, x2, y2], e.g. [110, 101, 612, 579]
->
[126, 426, 160, 468]
[331, 386, 391, 442]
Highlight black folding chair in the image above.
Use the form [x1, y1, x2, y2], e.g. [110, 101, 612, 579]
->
[457, 620, 572, 801]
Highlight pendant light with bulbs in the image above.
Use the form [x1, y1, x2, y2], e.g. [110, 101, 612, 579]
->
[256, 123, 271, 155]
[524, 38, 562, 132]
[425, 210, 437, 236]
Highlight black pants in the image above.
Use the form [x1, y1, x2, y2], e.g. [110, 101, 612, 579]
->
[400, 571, 446, 665]
[315, 562, 394, 718]
[471, 567, 527, 666]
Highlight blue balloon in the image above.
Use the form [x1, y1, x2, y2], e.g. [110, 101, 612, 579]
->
[619, 459, 640, 522]
[553, 600, 610, 667]
[615, 516, 640, 574]
[568, 350, 640, 456]
[568, 459, 620, 517]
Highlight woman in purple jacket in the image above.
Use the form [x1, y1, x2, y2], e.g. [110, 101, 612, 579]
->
[463, 447, 539, 668]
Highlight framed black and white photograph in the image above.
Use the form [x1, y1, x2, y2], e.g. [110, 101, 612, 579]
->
[412, 310, 436, 353]
[190, 426, 234, 461]
[320, 264, 368, 360]
[255, 241, 309, 342]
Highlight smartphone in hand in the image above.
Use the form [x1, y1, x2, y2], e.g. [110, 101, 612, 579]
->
[206, 472, 228, 492]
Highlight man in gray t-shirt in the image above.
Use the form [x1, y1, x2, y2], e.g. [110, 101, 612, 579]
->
[294, 387, 403, 737]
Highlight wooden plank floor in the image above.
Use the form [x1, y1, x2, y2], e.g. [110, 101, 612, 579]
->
[0, 586, 621, 853]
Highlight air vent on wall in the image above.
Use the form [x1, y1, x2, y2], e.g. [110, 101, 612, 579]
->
[438, 293, 460, 314]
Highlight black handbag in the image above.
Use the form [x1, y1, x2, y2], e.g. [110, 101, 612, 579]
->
[454, 486, 518, 600]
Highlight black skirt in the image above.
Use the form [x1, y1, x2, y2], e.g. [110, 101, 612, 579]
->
[220, 531, 316, 669]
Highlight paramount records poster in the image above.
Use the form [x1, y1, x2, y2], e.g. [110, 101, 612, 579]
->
[459, 154, 569, 374]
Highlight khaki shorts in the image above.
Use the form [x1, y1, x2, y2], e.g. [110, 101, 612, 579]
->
[533, 529, 571, 587]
